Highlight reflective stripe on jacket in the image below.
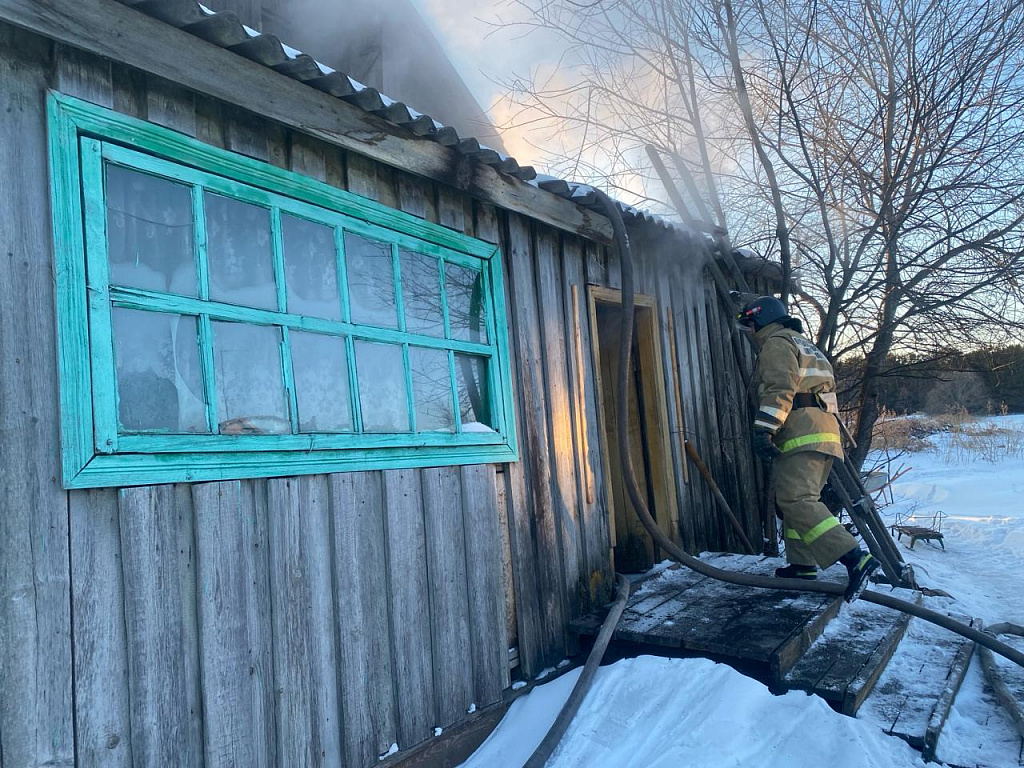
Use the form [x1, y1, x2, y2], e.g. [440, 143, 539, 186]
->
[752, 324, 843, 459]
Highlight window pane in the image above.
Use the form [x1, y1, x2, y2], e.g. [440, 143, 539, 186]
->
[447, 264, 488, 343]
[291, 331, 352, 432]
[283, 214, 341, 320]
[212, 321, 290, 434]
[355, 341, 409, 432]
[345, 232, 396, 328]
[112, 308, 207, 433]
[455, 354, 494, 432]
[206, 193, 276, 310]
[106, 165, 196, 295]
[410, 347, 454, 432]
[401, 250, 444, 337]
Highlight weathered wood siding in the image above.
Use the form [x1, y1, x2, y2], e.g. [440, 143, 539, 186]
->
[0, 23, 763, 767]
[0, 25, 75, 768]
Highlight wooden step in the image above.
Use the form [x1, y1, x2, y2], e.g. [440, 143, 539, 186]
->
[572, 556, 843, 681]
[780, 596, 914, 715]
[857, 612, 977, 759]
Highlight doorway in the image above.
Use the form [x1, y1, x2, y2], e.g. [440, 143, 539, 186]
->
[589, 287, 678, 573]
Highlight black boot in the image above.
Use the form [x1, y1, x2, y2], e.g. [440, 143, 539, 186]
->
[774, 563, 818, 580]
[840, 548, 880, 602]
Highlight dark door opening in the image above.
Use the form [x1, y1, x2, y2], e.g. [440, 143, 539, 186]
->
[589, 287, 678, 573]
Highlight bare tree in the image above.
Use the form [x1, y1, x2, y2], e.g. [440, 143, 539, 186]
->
[494, 0, 1024, 467]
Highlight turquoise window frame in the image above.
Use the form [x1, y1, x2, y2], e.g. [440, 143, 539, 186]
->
[48, 92, 518, 489]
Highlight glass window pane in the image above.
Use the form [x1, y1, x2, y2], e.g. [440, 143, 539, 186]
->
[410, 347, 454, 432]
[106, 165, 196, 295]
[291, 331, 352, 432]
[447, 263, 488, 343]
[112, 308, 207, 433]
[206, 193, 276, 310]
[283, 214, 341, 320]
[456, 354, 494, 432]
[354, 341, 409, 432]
[345, 232, 396, 328]
[212, 321, 290, 434]
[400, 250, 444, 337]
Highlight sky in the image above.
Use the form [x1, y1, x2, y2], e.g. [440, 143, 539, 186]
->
[409, 0, 570, 168]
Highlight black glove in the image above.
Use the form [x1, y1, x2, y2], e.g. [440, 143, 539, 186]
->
[753, 427, 781, 462]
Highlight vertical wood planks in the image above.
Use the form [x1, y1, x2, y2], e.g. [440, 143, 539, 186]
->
[606, 241, 622, 289]
[563, 237, 612, 604]
[505, 212, 567, 667]
[476, 201, 544, 677]
[55, 42, 113, 107]
[289, 132, 327, 182]
[192, 480, 276, 768]
[195, 94, 226, 149]
[535, 229, 584, 618]
[375, 162, 401, 210]
[460, 464, 511, 701]
[329, 471, 398, 767]
[70, 490, 133, 767]
[146, 74, 197, 136]
[687, 262, 724, 548]
[422, 466, 475, 725]
[631, 227, 681, 553]
[345, 151, 381, 201]
[494, 471, 519, 654]
[438, 184, 472, 235]
[707, 274, 761, 547]
[382, 469, 435, 747]
[651, 233, 697, 553]
[324, 145, 347, 192]
[702, 275, 743, 551]
[398, 170, 438, 223]
[585, 241, 606, 287]
[673, 251, 715, 548]
[696, 272, 729, 548]
[267, 475, 342, 766]
[224, 104, 270, 162]
[118, 485, 204, 766]
[0, 34, 76, 767]
[112, 63, 147, 119]
[344, 140, 399, 205]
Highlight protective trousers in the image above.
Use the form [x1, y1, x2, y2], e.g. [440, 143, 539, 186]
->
[774, 451, 858, 568]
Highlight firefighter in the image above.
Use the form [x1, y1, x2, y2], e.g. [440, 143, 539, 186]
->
[738, 296, 879, 602]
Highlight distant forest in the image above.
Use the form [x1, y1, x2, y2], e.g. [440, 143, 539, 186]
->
[834, 346, 1024, 416]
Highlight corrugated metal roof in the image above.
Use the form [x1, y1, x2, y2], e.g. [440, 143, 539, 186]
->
[114, 0, 681, 234]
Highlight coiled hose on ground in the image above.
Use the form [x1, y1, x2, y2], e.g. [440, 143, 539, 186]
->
[525, 189, 1024, 768]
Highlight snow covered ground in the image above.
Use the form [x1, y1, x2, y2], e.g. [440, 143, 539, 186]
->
[879, 415, 1024, 766]
[459, 415, 1024, 768]
[883, 414, 1024, 626]
[460, 656, 928, 767]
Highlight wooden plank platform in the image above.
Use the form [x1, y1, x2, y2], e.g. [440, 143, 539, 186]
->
[573, 555, 845, 682]
[857, 611, 978, 754]
[781, 593, 916, 714]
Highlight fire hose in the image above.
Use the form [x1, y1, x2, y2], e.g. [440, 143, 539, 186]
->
[524, 189, 1024, 768]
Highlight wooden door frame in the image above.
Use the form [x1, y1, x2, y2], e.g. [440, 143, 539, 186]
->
[587, 286, 680, 564]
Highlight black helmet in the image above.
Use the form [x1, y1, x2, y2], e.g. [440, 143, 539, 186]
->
[737, 296, 787, 330]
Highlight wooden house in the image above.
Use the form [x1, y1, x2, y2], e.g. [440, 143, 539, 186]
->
[0, 1, 770, 765]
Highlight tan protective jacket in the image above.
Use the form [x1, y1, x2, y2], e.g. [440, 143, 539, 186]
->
[752, 324, 843, 458]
